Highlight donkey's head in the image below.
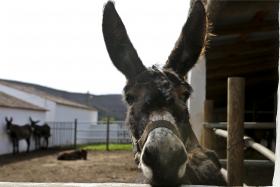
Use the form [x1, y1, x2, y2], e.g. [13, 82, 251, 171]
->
[103, 1, 206, 186]
[5, 117, 13, 133]
[29, 117, 40, 127]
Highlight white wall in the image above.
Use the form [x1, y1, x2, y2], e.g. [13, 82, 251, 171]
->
[187, 55, 206, 141]
[55, 104, 98, 122]
[48, 105, 98, 147]
[0, 107, 46, 154]
[0, 84, 98, 123]
[0, 84, 56, 121]
[0, 84, 99, 154]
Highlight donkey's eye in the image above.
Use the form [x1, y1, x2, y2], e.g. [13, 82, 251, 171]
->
[181, 91, 190, 102]
[125, 94, 136, 105]
[180, 95, 187, 102]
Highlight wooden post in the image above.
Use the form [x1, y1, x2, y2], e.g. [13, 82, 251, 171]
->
[227, 77, 245, 186]
[273, 92, 277, 121]
[106, 117, 110, 151]
[204, 100, 214, 122]
[74, 119, 78, 150]
[203, 100, 215, 148]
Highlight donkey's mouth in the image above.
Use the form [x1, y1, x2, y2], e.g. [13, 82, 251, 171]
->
[139, 127, 188, 184]
[137, 113, 188, 185]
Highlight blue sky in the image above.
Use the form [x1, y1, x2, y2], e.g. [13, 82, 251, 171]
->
[0, 0, 190, 94]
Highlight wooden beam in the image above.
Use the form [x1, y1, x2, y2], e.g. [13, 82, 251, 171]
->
[219, 159, 275, 167]
[204, 122, 276, 130]
[203, 100, 216, 149]
[206, 39, 278, 58]
[207, 54, 277, 68]
[227, 77, 245, 185]
[208, 31, 278, 47]
[207, 74, 277, 97]
[208, 0, 278, 26]
[213, 20, 278, 35]
[206, 46, 277, 61]
[206, 82, 277, 107]
[207, 57, 277, 72]
[204, 100, 214, 123]
[207, 61, 276, 79]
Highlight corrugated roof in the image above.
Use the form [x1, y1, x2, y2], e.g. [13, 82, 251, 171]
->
[0, 80, 96, 111]
[0, 92, 47, 111]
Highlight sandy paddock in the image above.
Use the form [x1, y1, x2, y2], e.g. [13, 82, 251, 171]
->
[0, 149, 140, 183]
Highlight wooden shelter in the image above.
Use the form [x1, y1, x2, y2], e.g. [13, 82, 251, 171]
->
[198, 0, 278, 185]
[206, 0, 278, 122]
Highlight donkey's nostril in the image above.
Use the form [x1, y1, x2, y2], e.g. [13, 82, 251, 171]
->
[140, 127, 188, 182]
[142, 146, 157, 167]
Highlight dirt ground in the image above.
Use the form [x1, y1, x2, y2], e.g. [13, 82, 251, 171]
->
[0, 149, 141, 183]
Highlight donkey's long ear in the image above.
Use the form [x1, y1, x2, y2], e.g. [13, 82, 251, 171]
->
[5, 117, 9, 123]
[102, 1, 146, 80]
[164, 0, 207, 78]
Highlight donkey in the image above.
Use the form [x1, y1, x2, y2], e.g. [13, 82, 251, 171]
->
[5, 117, 32, 154]
[57, 149, 88, 161]
[102, 1, 226, 186]
[29, 117, 51, 150]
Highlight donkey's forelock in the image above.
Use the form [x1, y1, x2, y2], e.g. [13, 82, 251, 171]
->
[123, 66, 193, 106]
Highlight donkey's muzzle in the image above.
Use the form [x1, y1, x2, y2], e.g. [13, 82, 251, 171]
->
[139, 121, 188, 184]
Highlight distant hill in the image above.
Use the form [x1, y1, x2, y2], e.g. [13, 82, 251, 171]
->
[0, 79, 127, 120]
[59, 93, 127, 121]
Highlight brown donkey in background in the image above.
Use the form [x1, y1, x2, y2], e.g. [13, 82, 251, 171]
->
[5, 117, 32, 154]
[102, 1, 226, 186]
[57, 149, 87, 161]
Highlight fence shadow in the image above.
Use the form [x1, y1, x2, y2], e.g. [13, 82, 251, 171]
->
[0, 147, 72, 167]
[0, 120, 130, 163]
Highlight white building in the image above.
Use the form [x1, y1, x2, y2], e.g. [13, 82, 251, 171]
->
[0, 80, 99, 153]
[0, 80, 98, 123]
[0, 92, 47, 154]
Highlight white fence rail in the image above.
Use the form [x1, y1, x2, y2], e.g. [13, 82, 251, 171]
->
[76, 122, 130, 144]
[210, 127, 275, 187]
[213, 128, 276, 162]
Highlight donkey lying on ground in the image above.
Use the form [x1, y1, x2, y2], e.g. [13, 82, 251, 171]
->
[5, 117, 32, 154]
[29, 117, 51, 150]
[57, 150, 87, 160]
[103, 1, 226, 186]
